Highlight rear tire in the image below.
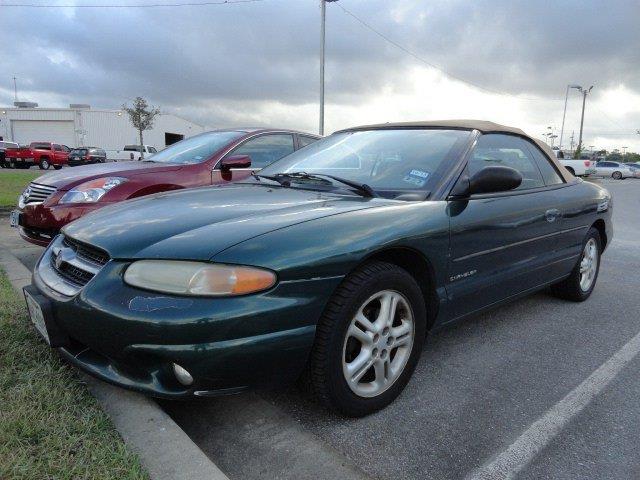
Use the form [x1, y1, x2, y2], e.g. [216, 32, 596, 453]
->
[565, 167, 575, 176]
[612, 171, 622, 180]
[53, 165, 62, 170]
[309, 261, 427, 417]
[39, 158, 50, 170]
[550, 227, 601, 301]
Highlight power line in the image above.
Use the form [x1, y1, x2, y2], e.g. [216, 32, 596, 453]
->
[334, 2, 562, 103]
[0, 0, 263, 7]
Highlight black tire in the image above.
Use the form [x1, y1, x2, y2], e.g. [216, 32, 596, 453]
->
[550, 227, 601, 302]
[309, 261, 427, 417]
[39, 158, 50, 170]
[53, 165, 62, 170]
[565, 167, 575, 176]
[612, 171, 622, 180]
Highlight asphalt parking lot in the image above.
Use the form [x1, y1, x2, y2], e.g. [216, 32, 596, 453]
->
[2, 178, 639, 480]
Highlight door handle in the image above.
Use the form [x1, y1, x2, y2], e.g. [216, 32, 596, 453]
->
[545, 209, 561, 223]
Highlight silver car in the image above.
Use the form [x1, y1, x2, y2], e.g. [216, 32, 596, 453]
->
[593, 161, 634, 179]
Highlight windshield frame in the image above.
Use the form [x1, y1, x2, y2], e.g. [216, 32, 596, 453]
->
[256, 127, 474, 199]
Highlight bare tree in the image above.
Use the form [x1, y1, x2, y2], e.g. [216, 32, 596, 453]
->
[122, 97, 160, 159]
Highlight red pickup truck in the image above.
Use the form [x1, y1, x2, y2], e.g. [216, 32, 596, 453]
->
[4, 142, 71, 170]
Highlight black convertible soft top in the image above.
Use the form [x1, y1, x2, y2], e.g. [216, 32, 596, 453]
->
[337, 120, 575, 183]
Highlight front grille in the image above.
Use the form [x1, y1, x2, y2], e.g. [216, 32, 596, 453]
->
[51, 257, 95, 286]
[40, 235, 111, 295]
[62, 236, 109, 266]
[24, 182, 56, 205]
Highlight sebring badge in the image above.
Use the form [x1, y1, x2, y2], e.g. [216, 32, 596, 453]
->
[449, 270, 477, 282]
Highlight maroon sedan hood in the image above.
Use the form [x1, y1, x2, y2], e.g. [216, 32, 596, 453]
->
[34, 161, 183, 190]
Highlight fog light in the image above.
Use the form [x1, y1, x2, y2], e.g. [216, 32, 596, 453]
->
[172, 363, 193, 386]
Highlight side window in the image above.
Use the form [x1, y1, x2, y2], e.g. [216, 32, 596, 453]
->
[53, 144, 62, 152]
[148, 147, 157, 154]
[229, 134, 295, 169]
[298, 135, 319, 148]
[526, 143, 564, 186]
[468, 134, 545, 190]
[62, 145, 70, 152]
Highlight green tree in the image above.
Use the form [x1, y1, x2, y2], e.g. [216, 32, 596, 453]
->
[122, 97, 160, 159]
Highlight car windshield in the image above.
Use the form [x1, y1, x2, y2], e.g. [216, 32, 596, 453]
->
[259, 129, 471, 194]
[144, 131, 246, 164]
[71, 149, 88, 155]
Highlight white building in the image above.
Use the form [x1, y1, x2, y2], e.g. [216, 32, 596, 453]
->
[0, 105, 205, 158]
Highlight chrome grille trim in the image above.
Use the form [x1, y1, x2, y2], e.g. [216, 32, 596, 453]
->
[38, 235, 110, 296]
[21, 182, 57, 206]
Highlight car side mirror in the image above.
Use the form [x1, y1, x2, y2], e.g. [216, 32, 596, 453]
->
[469, 166, 522, 195]
[220, 154, 251, 171]
[450, 166, 523, 198]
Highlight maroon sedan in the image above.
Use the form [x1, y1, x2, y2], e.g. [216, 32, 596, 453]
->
[11, 128, 320, 246]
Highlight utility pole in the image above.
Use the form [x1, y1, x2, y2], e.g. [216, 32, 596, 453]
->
[13, 76, 18, 102]
[576, 85, 593, 156]
[319, 0, 338, 136]
[570, 131, 575, 152]
[559, 84, 581, 150]
[622, 146, 628, 156]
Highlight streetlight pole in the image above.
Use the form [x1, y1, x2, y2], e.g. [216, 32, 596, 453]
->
[319, 0, 338, 136]
[576, 85, 593, 156]
[559, 84, 581, 150]
[13, 76, 18, 102]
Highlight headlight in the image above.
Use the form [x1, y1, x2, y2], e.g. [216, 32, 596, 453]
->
[59, 177, 127, 204]
[124, 260, 277, 296]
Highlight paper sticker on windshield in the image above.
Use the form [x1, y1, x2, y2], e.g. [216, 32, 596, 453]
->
[403, 169, 430, 187]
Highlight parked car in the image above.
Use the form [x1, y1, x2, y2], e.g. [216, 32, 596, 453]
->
[4, 142, 70, 170]
[592, 161, 634, 179]
[11, 128, 320, 246]
[123, 144, 158, 160]
[624, 163, 640, 178]
[0, 140, 20, 168]
[553, 150, 596, 177]
[24, 120, 612, 416]
[68, 147, 107, 166]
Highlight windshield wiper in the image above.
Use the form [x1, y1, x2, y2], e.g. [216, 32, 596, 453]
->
[276, 172, 376, 198]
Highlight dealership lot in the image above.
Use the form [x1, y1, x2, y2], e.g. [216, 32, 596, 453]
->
[2, 178, 639, 480]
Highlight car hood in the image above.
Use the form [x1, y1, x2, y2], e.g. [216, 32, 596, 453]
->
[34, 161, 183, 190]
[63, 184, 388, 261]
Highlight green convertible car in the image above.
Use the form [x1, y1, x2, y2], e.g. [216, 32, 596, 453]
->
[25, 120, 612, 416]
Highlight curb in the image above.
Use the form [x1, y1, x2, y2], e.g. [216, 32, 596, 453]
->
[0, 246, 230, 480]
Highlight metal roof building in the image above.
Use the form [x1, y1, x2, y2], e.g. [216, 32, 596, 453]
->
[0, 105, 205, 158]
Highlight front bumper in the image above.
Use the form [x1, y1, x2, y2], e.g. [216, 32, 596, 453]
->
[19, 202, 106, 246]
[31, 245, 339, 398]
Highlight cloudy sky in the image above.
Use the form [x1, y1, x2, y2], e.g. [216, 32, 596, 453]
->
[1, 0, 639, 152]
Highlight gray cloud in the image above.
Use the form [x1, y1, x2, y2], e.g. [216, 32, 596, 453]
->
[1, 0, 638, 136]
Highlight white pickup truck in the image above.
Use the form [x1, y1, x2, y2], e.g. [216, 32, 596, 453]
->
[553, 150, 596, 177]
[121, 144, 158, 160]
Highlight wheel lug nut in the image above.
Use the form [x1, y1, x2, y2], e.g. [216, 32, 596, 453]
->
[373, 334, 380, 343]
[387, 336, 394, 345]
[372, 348, 379, 357]
[382, 327, 390, 336]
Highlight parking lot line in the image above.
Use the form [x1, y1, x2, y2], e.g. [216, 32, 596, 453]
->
[467, 329, 640, 480]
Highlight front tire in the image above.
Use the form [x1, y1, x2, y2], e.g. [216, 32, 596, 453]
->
[309, 261, 426, 416]
[612, 171, 622, 180]
[551, 227, 601, 301]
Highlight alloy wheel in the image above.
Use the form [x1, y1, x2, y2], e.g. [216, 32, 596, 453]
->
[342, 290, 414, 398]
[579, 238, 598, 291]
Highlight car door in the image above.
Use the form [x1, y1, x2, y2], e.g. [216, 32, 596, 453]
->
[595, 161, 613, 177]
[446, 133, 566, 319]
[212, 133, 295, 183]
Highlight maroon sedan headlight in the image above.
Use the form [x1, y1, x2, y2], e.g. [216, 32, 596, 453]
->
[59, 177, 127, 204]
